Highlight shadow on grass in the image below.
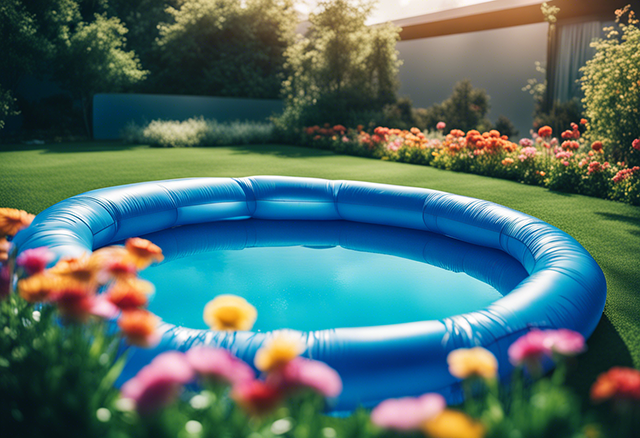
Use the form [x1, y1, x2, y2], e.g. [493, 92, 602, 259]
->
[230, 143, 337, 158]
[565, 313, 634, 401]
[0, 141, 141, 154]
[594, 211, 640, 225]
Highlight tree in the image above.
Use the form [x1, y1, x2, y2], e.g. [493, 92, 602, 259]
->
[420, 80, 492, 132]
[53, 14, 147, 136]
[279, 0, 402, 128]
[151, 0, 298, 98]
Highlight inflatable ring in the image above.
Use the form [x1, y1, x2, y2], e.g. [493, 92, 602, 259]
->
[13, 176, 607, 411]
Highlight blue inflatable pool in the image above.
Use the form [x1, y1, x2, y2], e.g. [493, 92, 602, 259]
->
[13, 176, 607, 411]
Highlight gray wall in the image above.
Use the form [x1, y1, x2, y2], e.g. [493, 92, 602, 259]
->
[93, 93, 284, 140]
[396, 22, 548, 137]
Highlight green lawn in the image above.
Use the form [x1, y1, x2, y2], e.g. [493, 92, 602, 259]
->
[1, 141, 639, 399]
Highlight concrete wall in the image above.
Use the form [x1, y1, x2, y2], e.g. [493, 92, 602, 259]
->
[396, 22, 548, 137]
[93, 93, 284, 140]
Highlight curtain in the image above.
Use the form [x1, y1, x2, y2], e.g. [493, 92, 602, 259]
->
[552, 19, 614, 103]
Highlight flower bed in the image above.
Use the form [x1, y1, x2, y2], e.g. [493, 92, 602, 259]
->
[2, 207, 640, 437]
[300, 121, 640, 206]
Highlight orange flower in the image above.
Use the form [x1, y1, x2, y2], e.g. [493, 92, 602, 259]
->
[538, 126, 552, 138]
[48, 254, 98, 285]
[106, 277, 154, 310]
[18, 273, 61, 303]
[591, 367, 640, 402]
[91, 246, 138, 283]
[0, 208, 35, 237]
[422, 409, 485, 438]
[0, 237, 10, 262]
[125, 238, 164, 269]
[118, 309, 161, 347]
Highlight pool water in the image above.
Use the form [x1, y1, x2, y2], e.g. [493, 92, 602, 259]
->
[136, 220, 527, 332]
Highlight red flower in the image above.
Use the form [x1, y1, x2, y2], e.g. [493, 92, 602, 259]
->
[561, 130, 574, 140]
[538, 126, 552, 138]
[332, 125, 346, 134]
[580, 118, 588, 125]
[591, 367, 640, 403]
[591, 141, 603, 152]
[232, 380, 282, 416]
[632, 138, 640, 151]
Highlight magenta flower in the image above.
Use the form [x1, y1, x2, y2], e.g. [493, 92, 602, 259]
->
[544, 329, 585, 356]
[121, 351, 195, 415]
[1, 264, 10, 300]
[185, 346, 254, 385]
[436, 122, 446, 130]
[270, 357, 343, 398]
[508, 330, 551, 367]
[16, 247, 55, 275]
[371, 393, 446, 431]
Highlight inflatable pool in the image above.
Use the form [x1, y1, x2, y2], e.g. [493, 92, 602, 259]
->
[13, 176, 607, 411]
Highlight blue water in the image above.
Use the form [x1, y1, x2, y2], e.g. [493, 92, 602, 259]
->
[141, 244, 506, 332]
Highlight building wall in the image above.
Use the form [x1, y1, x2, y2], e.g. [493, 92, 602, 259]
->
[396, 22, 548, 137]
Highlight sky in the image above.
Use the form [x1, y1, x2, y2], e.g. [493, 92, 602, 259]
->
[294, 0, 497, 24]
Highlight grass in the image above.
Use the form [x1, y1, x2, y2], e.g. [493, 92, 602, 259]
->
[1, 141, 639, 400]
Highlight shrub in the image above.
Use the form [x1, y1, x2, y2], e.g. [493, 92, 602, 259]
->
[419, 79, 493, 132]
[494, 115, 519, 139]
[580, 6, 640, 165]
[122, 118, 275, 147]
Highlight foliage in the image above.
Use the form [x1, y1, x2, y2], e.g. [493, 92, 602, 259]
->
[0, 294, 123, 437]
[494, 115, 518, 139]
[533, 99, 583, 138]
[277, 0, 401, 131]
[580, 6, 640, 165]
[53, 13, 147, 136]
[0, 87, 18, 130]
[151, 0, 297, 99]
[419, 80, 493, 132]
[122, 118, 276, 147]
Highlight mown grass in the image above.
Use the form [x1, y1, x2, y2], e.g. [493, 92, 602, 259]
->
[1, 141, 639, 399]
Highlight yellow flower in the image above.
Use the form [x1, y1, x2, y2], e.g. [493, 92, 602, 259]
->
[203, 294, 257, 331]
[254, 330, 305, 372]
[422, 409, 485, 438]
[447, 347, 498, 380]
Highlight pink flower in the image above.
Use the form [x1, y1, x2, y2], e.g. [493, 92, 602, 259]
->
[90, 294, 120, 320]
[545, 329, 585, 356]
[508, 330, 551, 367]
[185, 346, 254, 385]
[509, 329, 586, 371]
[371, 393, 446, 431]
[519, 138, 533, 147]
[1, 264, 10, 300]
[436, 122, 446, 130]
[269, 357, 342, 398]
[16, 247, 55, 275]
[633, 138, 640, 151]
[121, 351, 195, 415]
